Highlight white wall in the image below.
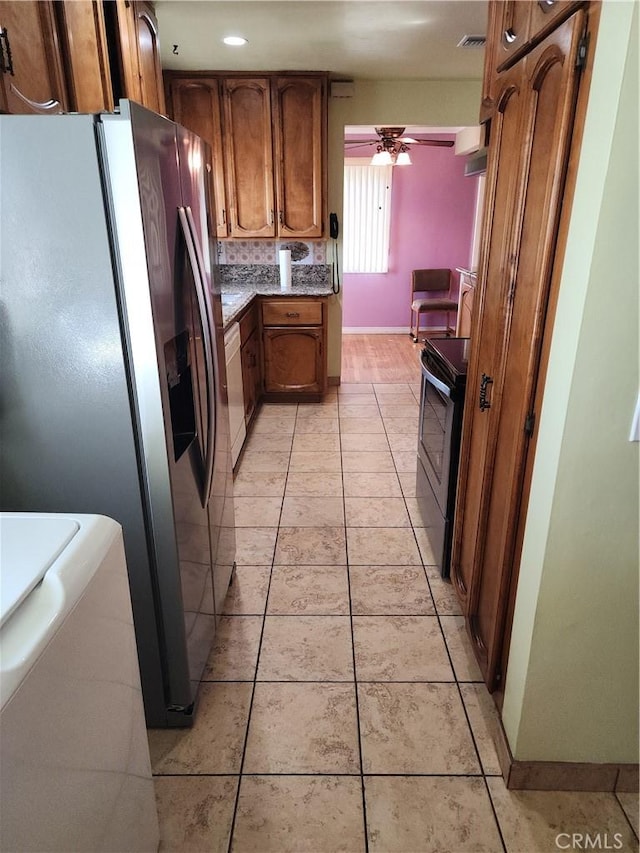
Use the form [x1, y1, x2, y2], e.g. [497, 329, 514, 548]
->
[325, 79, 482, 377]
[502, 0, 639, 764]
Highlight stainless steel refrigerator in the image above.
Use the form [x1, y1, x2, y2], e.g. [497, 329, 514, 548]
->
[0, 101, 235, 727]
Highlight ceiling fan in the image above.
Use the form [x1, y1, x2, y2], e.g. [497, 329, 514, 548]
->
[346, 126, 454, 165]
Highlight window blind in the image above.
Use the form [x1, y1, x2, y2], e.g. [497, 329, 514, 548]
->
[343, 159, 393, 273]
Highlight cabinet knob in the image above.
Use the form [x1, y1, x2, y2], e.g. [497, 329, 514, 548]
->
[503, 28, 517, 45]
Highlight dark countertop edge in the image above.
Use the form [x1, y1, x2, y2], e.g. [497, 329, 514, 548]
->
[220, 284, 334, 329]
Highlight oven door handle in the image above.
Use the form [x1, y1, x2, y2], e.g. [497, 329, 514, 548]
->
[421, 362, 452, 398]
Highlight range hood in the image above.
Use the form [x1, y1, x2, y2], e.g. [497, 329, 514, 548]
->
[464, 147, 488, 177]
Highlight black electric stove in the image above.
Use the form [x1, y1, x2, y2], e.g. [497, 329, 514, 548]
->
[416, 337, 470, 578]
[421, 337, 470, 394]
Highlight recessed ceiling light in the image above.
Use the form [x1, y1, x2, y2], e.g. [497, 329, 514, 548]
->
[223, 36, 248, 46]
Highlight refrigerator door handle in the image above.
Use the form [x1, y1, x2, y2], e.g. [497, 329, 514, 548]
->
[177, 206, 216, 508]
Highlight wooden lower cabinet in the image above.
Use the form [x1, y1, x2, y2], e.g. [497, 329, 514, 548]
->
[241, 326, 261, 426]
[263, 327, 324, 396]
[238, 301, 261, 427]
[451, 8, 591, 693]
[261, 297, 327, 401]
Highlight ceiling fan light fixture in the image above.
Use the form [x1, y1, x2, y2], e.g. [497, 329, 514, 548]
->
[371, 149, 393, 166]
[396, 150, 412, 166]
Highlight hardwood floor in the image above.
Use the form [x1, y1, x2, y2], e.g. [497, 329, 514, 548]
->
[340, 334, 423, 383]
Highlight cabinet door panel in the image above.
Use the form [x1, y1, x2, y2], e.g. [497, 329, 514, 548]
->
[223, 78, 275, 238]
[56, 1, 113, 112]
[470, 13, 585, 687]
[263, 328, 323, 394]
[451, 65, 525, 607]
[111, 0, 142, 103]
[134, 1, 165, 115]
[169, 79, 227, 237]
[241, 327, 260, 425]
[0, 1, 68, 114]
[272, 77, 325, 237]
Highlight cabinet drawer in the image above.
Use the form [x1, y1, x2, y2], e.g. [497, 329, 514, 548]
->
[262, 299, 323, 326]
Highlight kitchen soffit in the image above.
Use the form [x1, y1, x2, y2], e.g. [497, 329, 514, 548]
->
[156, 1, 487, 81]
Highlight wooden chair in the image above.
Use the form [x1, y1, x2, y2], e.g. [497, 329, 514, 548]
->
[409, 268, 458, 342]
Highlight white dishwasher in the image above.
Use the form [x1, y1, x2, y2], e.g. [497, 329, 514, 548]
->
[224, 321, 247, 466]
[0, 513, 159, 852]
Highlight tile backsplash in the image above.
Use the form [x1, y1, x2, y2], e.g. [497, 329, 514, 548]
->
[218, 240, 326, 265]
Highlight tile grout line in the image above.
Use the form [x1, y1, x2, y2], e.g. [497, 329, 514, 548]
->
[339, 386, 371, 853]
[154, 771, 494, 778]
[224, 404, 297, 853]
[614, 791, 640, 843]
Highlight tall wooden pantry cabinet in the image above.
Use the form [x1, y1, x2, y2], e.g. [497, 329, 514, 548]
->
[451, 0, 599, 698]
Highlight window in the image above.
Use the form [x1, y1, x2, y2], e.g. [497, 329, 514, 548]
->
[343, 158, 393, 273]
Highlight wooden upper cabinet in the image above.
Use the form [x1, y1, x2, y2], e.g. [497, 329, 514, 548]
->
[164, 72, 328, 239]
[272, 76, 325, 238]
[0, 1, 68, 114]
[489, 0, 584, 78]
[56, 1, 113, 113]
[132, 1, 165, 115]
[495, 0, 532, 70]
[168, 78, 227, 237]
[223, 78, 275, 238]
[0, 0, 166, 116]
[111, 0, 143, 104]
[529, 0, 584, 42]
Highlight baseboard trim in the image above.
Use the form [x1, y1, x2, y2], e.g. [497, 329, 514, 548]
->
[495, 722, 639, 792]
[341, 326, 450, 335]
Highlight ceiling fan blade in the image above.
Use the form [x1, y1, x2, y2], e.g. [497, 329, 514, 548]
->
[345, 140, 378, 149]
[401, 138, 454, 147]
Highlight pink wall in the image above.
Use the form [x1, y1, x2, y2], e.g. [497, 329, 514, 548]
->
[342, 137, 478, 329]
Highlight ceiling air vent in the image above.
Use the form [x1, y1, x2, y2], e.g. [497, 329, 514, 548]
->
[457, 34, 486, 48]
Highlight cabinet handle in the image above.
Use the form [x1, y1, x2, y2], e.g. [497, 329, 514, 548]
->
[285, 311, 300, 318]
[221, 208, 226, 224]
[503, 28, 517, 45]
[279, 210, 284, 224]
[538, 0, 556, 9]
[269, 209, 274, 225]
[479, 373, 493, 411]
[0, 28, 14, 76]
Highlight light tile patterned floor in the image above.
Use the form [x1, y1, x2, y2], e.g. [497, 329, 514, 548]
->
[149, 384, 639, 853]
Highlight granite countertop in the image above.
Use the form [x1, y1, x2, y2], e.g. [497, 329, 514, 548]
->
[219, 263, 334, 328]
